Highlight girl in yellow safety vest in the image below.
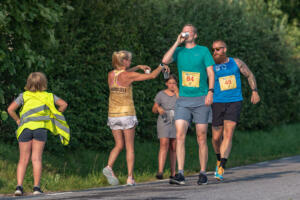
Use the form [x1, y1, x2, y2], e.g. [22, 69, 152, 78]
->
[103, 50, 170, 186]
[7, 72, 69, 196]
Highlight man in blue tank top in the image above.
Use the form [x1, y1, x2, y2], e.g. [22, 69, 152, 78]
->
[211, 40, 260, 181]
[162, 24, 215, 185]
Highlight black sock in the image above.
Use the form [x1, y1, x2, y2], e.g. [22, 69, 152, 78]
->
[216, 154, 221, 161]
[220, 158, 227, 168]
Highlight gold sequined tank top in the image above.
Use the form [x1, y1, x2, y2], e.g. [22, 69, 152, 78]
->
[108, 70, 136, 117]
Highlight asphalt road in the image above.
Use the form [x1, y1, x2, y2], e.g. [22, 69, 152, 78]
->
[3, 155, 300, 200]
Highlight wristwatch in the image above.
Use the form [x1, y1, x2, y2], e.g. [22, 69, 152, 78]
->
[208, 88, 214, 93]
[252, 88, 258, 92]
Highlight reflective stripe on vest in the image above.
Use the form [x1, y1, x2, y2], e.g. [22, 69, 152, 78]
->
[19, 115, 70, 134]
[20, 105, 49, 123]
[17, 91, 70, 145]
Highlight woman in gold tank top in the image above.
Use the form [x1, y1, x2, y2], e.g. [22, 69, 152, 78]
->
[103, 50, 169, 186]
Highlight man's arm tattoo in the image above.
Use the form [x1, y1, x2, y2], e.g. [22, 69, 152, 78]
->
[236, 59, 258, 90]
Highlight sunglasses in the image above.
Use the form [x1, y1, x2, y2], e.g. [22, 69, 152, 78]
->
[212, 47, 225, 52]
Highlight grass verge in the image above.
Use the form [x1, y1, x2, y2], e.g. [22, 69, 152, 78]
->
[0, 123, 299, 195]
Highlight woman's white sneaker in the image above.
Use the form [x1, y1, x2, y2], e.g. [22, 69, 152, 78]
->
[103, 166, 119, 185]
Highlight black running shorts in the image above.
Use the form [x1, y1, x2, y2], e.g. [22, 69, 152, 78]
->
[212, 101, 242, 126]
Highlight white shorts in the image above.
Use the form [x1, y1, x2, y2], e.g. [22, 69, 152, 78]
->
[107, 116, 138, 130]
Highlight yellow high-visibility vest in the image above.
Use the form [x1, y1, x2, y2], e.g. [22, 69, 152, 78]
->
[16, 91, 70, 145]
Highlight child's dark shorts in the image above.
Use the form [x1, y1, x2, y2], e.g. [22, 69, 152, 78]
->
[18, 128, 47, 142]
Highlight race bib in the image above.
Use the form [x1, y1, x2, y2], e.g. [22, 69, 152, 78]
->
[182, 71, 200, 87]
[219, 75, 237, 91]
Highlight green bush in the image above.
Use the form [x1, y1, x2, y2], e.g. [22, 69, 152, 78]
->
[0, 0, 67, 143]
[1, 0, 299, 151]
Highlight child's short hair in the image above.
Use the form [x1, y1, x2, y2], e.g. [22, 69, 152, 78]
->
[24, 72, 47, 92]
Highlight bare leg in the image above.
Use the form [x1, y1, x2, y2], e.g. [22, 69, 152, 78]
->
[31, 139, 46, 187]
[107, 130, 124, 168]
[175, 120, 189, 171]
[17, 141, 32, 186]
[158, 138, 170, 174]
[123, 128, 135, 178]
[212, 126, 224, 154]
[196, 124, 208, 172]
[169, 138, 176, 177]
[220, 120, 237, 158]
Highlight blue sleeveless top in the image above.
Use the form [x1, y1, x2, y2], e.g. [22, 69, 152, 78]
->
[213, 57, 243, 103]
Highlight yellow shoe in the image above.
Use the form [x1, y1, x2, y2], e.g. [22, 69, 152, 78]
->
[216, 160, 221, 168]
[216, 166, 225, 181]
[218, 166, 225, 176]
[214, 160, 221, 177]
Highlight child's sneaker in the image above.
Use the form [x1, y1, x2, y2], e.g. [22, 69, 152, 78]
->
[103, 166, 119, 186]
[33, 186, 43, 195]
[155, 172, 163, 180]
[126, 177, 136, 186]
[14, 186, 23, 196]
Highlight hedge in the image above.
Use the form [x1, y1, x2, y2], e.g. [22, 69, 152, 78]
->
[1, 0, 299, 151]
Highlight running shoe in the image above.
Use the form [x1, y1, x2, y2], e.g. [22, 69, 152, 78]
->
[33, 186, 43, 195]
[215, 173, 224, 181]
[102, 166, 119, 186]
[214, 160, 221, 177]
[197, 173, 208, 185]
[156, 172, 163, 180]
[216, 166, 224, 181]
[14, 186, 23, 196]
[169, 176, 175, 184]
[126, 177, 136, 186]
[218, 166, 224, 175]
[169, 173, 185, 185]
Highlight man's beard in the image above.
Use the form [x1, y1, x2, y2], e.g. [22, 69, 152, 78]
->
[213, 54, 227, 64]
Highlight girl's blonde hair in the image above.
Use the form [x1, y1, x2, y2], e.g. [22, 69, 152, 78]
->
[24, 72, 47, 92]
[112, 50, 132, 68]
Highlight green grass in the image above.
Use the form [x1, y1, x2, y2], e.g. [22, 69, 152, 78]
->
[0, 123, 300, 194]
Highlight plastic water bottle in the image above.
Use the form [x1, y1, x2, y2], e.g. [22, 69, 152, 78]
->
[161, 113, 168, 123]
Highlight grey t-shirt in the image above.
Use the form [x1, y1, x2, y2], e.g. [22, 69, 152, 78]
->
[15, 93, 60, 106]
[154, 90, 177, 111]
[154, 90, 177, 138]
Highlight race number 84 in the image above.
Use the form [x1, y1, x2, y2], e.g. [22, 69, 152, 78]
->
[182, 71, 200, 88]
